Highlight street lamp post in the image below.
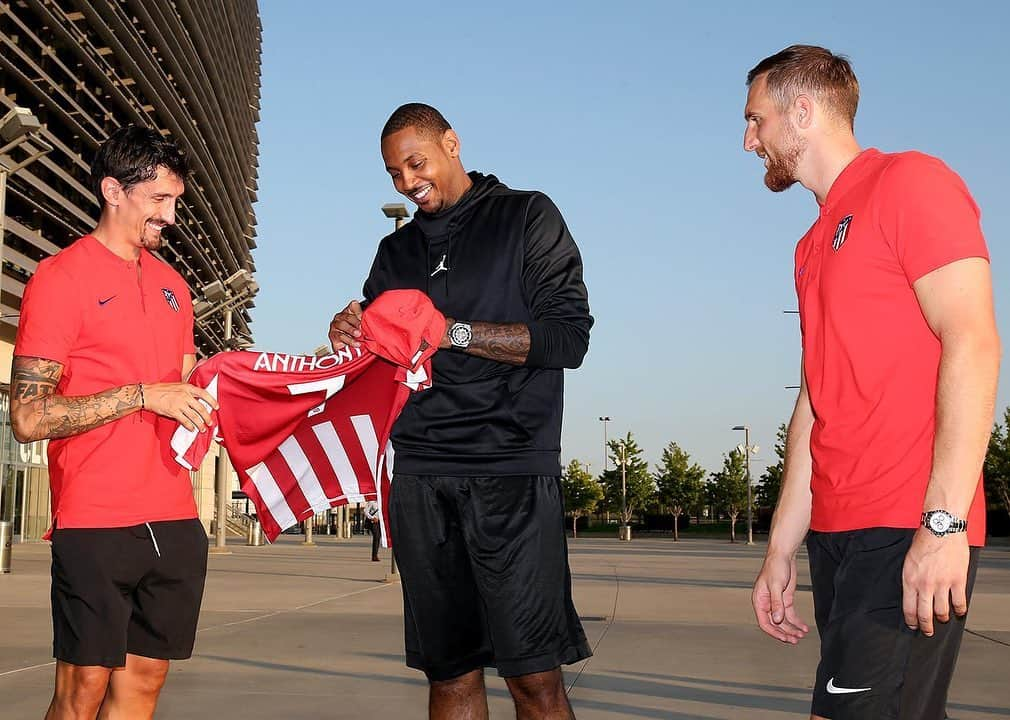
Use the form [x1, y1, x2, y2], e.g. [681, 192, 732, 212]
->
[732, 425, 759, 545]
[598, 416, 610, 473]
[380, 202, 409, 580]
[618, 440, 630, 541]
[1, 107, 52, 291]
[196, 269, 257, 554]
[382, 203, 410, 231]
[211, 307, 233, 554]
[598, 416, 611, 525]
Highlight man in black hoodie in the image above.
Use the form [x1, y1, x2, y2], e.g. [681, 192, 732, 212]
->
[329, 103, 593, 720]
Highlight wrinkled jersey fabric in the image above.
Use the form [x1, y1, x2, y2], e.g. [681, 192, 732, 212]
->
[171, 290, 444, 543]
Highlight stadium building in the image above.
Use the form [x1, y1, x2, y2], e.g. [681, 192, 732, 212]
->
[0, 0, 262, 540]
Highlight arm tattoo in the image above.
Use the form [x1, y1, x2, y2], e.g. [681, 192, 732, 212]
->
[464, 322, 530, 365]
[10, 356, 142, 442]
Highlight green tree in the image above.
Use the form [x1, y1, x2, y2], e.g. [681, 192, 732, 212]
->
[708, 448, 749, 542]
[654, 442, 706, 540]
[985, 407, 1010, 520]
[600, 433, 655, 526]
[561, 459, 603, 538]
[756, 423, 787, 510]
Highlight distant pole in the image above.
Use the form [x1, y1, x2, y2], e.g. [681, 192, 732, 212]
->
[210, 308, 234, 554]
[598, 416, 610, 473]
[732, 424, 755, 546]
[598, 416, 611, 524]
[620, 443, 627, 527]
[744, 427, 753, 545]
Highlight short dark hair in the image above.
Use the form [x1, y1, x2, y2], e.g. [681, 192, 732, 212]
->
[747, 45, 859, 128]
[90, 125, 190, 206]
[381, 103, 451, 142]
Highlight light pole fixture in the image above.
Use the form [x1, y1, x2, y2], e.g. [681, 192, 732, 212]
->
[732, 425, 760, 545]
[196, 269, 258, 554]
[598, 416, 610, 473]
[1, 107, 52, 307]
[617, 439, 631, 541]
[381, 203, 410, 231]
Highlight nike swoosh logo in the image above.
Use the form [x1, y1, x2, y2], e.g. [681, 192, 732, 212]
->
[826, 678, 871, 695]
[98, 295, 117, 306]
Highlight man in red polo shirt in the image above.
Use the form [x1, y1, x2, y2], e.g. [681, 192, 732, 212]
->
[11, 126, 218, 720]
[743, 46, 1000, 720]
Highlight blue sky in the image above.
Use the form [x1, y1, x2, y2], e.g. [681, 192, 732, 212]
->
[251, 1, 1009, 476]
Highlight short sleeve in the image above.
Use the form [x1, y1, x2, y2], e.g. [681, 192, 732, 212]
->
[878, 154, 989, 285]
[14, 261, 82, 365]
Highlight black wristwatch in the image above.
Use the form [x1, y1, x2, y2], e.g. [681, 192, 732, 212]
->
[448, 321, 472, 350]
[921, 509, 968, 537]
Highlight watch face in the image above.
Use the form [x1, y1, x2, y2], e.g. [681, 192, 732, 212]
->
[450, 323, 472, 347]
[929, 512, 952, 533]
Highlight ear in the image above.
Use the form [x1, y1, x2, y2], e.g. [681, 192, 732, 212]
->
[100, 177, 122, 207]
[793, 94, 814, 130]
[442, 129, 461, 159]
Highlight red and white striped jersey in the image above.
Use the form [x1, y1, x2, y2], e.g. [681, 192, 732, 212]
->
[171, 290, 444, 544]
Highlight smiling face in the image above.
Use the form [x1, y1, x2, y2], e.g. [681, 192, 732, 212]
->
[100, 164, 185, 252]
[119, 165, 185, 250]
[381, 126, 471, 214]
[743, 74, 807, 192]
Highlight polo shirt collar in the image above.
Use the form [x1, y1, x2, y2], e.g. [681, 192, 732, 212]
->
[81, 233, 149, 269]
[820, 148, 881, 214]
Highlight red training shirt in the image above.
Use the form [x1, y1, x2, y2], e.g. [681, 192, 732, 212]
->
[795, 149, 988, 546]
[15, 234, 198, 530]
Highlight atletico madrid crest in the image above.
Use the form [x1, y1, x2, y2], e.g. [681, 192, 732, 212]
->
[833, 214, 853, 252]
[162, 288, 180, 312]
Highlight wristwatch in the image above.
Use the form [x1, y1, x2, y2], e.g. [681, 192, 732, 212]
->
[921, 509, 968, 537]
[448, 321, 472, 350]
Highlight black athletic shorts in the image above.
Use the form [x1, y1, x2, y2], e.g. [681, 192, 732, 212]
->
[389, 474, 592, 681]
[50, 518, 208, 667]
[807, 528, 980, 720]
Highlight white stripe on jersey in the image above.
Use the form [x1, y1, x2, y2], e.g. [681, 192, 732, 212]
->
[277, 436, 330, 514]
[312, 421, 361, 500]
[248, 461, 298, 530]
[351, 414, 380, 486]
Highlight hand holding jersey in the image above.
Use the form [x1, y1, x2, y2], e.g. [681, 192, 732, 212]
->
[141, 381, 218, 433]
[328, 300, 365, 350]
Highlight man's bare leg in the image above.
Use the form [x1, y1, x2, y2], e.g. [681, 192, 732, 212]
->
[429, 668, 489, 720]
[45, 661, 112, 720]
[97, 654, 170, 720]
[506, 668, 575, 720]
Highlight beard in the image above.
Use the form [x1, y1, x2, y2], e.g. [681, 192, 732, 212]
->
[141, 233, 163, 250]
[764, 126, 806, 193]
[140, 222, 166, 250]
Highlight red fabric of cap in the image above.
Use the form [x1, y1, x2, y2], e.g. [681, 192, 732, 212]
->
[360, 289, 445, 370]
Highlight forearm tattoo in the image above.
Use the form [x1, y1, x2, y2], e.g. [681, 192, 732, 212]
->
[11, 357, 141, 441]
[466, 322, 530, 365]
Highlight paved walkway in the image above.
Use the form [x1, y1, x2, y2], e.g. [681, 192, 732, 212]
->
[1, 534, 1008, 718]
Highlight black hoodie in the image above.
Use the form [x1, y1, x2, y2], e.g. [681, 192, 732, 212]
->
[363, 172, 593, 476]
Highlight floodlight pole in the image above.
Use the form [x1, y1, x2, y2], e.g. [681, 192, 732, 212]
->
[210, 308, 234, 554]
[732, 425, 754, 545]
[0, 107, 52, 300]
[380, 202, 409, 580]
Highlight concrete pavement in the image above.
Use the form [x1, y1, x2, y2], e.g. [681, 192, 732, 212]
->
[1, 534, 1007, 719]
